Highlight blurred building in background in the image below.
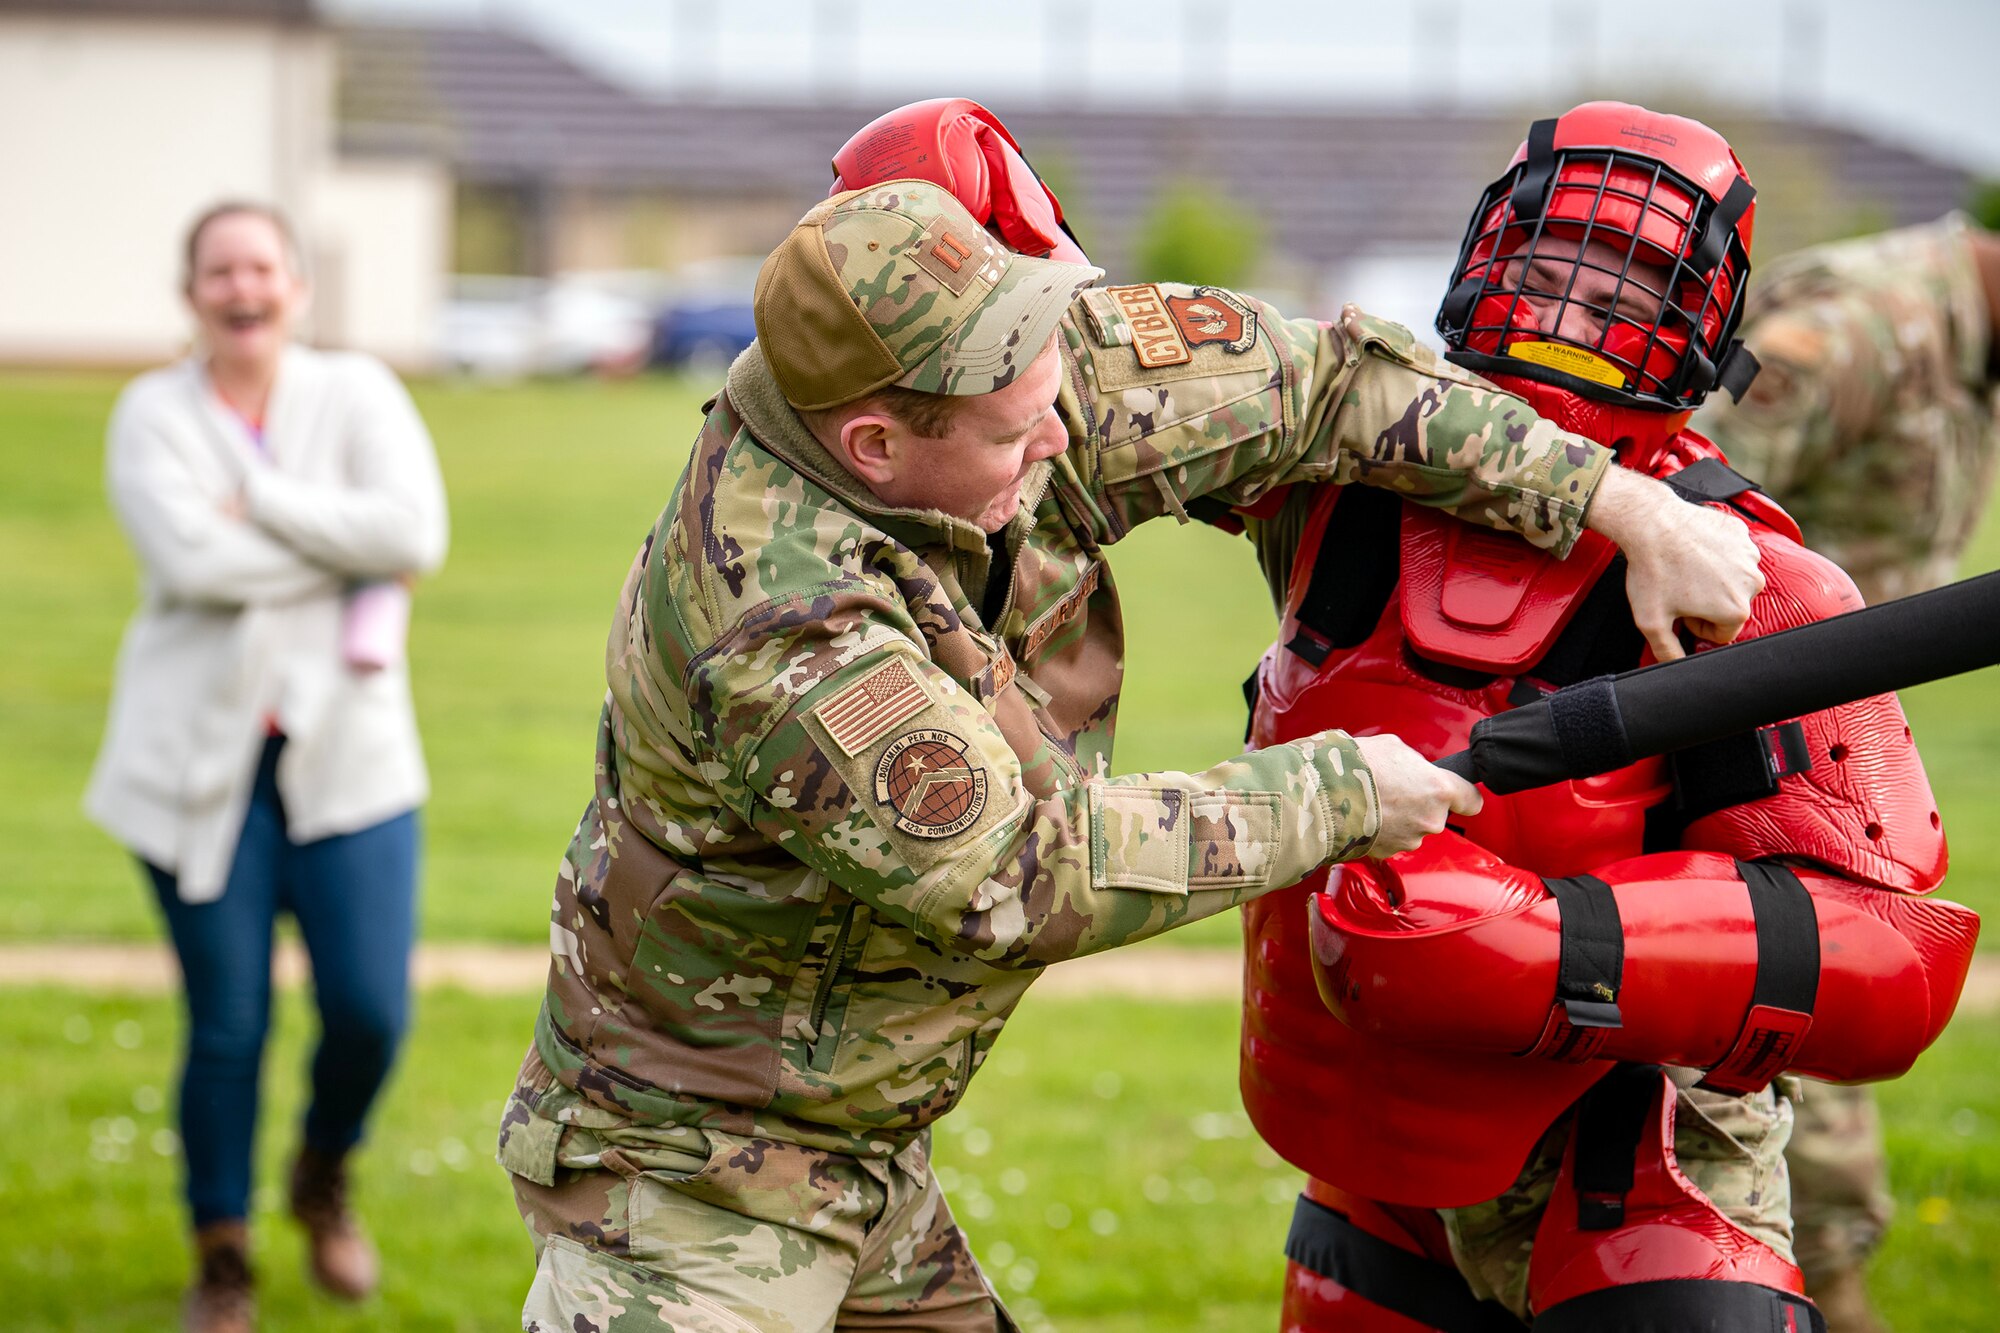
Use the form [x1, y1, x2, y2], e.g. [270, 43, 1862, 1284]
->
[0, 1, 1980, 370]
[0, 0, 448, 367]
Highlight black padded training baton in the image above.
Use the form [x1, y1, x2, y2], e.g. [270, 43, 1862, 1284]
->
[1434, 569, 2000, 794]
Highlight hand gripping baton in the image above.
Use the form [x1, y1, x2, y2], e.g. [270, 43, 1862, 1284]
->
[1434, 570, 2000, 794]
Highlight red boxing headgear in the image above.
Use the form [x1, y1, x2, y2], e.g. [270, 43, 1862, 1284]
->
[1436, 102, 1760, 453]
[830, 97, 1089, 266]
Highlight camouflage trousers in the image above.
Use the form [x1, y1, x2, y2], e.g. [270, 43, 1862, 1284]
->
[1440, 1068, 1798, 1320]
[497, 1049, 1015, 1333]
[1787, 1079, 1892, 1285]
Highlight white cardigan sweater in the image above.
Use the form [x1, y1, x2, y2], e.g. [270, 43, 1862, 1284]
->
[85, 347, 449, 901]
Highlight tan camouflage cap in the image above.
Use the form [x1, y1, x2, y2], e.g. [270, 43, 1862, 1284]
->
[754, 180, 1103, 411]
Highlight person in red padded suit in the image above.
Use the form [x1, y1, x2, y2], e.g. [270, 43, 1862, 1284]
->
[1240, 102, 1980, 1332]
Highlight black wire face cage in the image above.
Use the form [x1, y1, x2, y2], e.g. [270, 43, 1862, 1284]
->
[1435, 134, 1758, 412]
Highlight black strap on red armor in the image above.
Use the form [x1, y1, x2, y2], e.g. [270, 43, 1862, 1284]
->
[1699, 860, 1821, 1094]
[1716, 339, 1762, 402]
[1284, 1195, 1527, 1332]
[1646, 718, 1813, 848]
[1688, 176, 1757, 276]
[1286, 485, 1401, 666]
[1534, 1277, 1827, 1333]
[1569, 1062, 1659, 1230]
[1546, 874, 1625, 1030]
[1508, 117, 1560, 221]
[1659, 457, 1759, 507]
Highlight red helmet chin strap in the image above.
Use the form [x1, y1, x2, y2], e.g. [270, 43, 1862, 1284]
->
[1486, 372, 1690, 471]
[830, 98, 1089, 265]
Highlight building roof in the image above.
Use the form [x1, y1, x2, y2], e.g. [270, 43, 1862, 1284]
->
[0, 0, 315, 20]
[336, 22, 1976, 280]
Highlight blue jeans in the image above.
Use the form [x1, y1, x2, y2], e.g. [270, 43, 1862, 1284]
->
[145, 736, 419, 1227]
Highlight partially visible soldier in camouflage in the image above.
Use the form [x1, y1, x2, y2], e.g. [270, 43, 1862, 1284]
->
[1695, 210, 2000, 1333]
[497, 180, 1767, 1332]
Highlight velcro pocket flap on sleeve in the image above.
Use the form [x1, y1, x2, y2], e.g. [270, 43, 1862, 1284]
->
[1188, 793, 1279, 889]
[1089, 785, 1191, 894]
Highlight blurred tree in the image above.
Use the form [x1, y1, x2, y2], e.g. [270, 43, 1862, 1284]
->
[1968, 180, 2000, 233]
[1134, 179, 1265, 289]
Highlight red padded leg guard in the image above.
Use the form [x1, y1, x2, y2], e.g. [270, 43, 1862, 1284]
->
[1526, 1066, 1826, 1332]
[1281, 1179, 1523, 1332]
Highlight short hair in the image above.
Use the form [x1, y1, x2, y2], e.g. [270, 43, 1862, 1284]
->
[803, 383, 970, 442]
[181, 201, 303, 290]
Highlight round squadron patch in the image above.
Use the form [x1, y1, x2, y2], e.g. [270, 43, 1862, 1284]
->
[874, 729, 988, 839]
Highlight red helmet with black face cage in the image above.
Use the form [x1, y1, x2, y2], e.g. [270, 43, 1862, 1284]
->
[830, 97, 1089, 266]
[1435, 102, 1760, 428]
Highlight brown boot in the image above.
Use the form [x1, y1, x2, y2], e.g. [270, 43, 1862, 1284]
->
[185, 1221, 255, 1333]
[1810, 1266, 1891, 1333]
[288, 1146, 380, 1301]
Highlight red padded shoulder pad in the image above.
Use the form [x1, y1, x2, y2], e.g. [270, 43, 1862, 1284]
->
[1663, 428, 1803, 544]
[1397, 434, 1796, 674]
[1399, 512, 1619, 672]
[1681, 529, 1948, 892]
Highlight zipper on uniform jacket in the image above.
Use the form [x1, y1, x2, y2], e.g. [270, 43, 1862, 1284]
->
[807, 901, 862, 1070]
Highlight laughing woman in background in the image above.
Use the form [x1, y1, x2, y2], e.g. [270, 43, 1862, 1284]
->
[85, 202, 447, 1333]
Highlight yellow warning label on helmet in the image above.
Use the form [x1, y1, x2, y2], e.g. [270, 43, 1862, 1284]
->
[1506, 340, 1627, 388]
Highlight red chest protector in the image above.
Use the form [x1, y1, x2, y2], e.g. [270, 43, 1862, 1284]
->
[1239, 434, 1961, 1206]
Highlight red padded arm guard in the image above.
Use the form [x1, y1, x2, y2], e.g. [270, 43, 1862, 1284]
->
[1311, 833, 1978, 1093]
[1676, 525, 1948, 892]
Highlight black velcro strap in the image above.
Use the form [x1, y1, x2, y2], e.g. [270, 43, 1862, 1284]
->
[1738, 860, 1821, 1015]
[1689, 175, 1756, 275]
[1286, 485, 1401, 666]
[1652, 720, 1812, 841]
[1535, 1277, 1828, 1333]
[1660, 457, 1761, 507]
[1439, 273, 1486, 332]
[1546, 875, 1625, 1029]
[1697, 861, 1821, 1094]
[1284, 1196, 1527, 1332]
[1547, 675, 1635, 776]
[1570, 1063, 1659, 1230]
[1509, 118, 1560, 221]
[1716, 339, 1762, 402]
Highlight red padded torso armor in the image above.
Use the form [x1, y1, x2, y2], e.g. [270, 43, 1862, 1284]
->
[1240, 432, 1954, 1199]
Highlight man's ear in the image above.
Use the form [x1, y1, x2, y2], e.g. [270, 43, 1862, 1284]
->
[835, 412, 905, 491]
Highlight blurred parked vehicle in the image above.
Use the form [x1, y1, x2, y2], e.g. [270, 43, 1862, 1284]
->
[438, 275, 543, 379]
[437, 272, 660, 378]
[649, 257, 763, 374]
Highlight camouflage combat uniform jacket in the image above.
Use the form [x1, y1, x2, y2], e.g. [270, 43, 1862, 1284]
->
[1696, 212, 1999, 603]
[518, 289, 1610, 1161]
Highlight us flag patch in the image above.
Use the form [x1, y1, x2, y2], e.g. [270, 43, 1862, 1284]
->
[813, 657, 931, 756]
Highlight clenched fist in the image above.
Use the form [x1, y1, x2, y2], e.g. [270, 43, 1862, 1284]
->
[1587, 467, 1765, 662]
[1354, 732, 1483, 857]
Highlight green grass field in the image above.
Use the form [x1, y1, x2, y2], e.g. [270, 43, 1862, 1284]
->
[2, 985, 1996, 1333]
[3, 371, 1998, 1327]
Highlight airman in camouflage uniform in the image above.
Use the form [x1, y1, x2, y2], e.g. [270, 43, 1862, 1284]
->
[492, 180, 1757, 1331]
[1695, 210, 2000, 1330]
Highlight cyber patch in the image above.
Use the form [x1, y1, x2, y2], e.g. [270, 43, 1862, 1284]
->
[1106, 283, 1193, 368]
[874, 728, 989, 839]
[1166, 287, 1257, 354]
